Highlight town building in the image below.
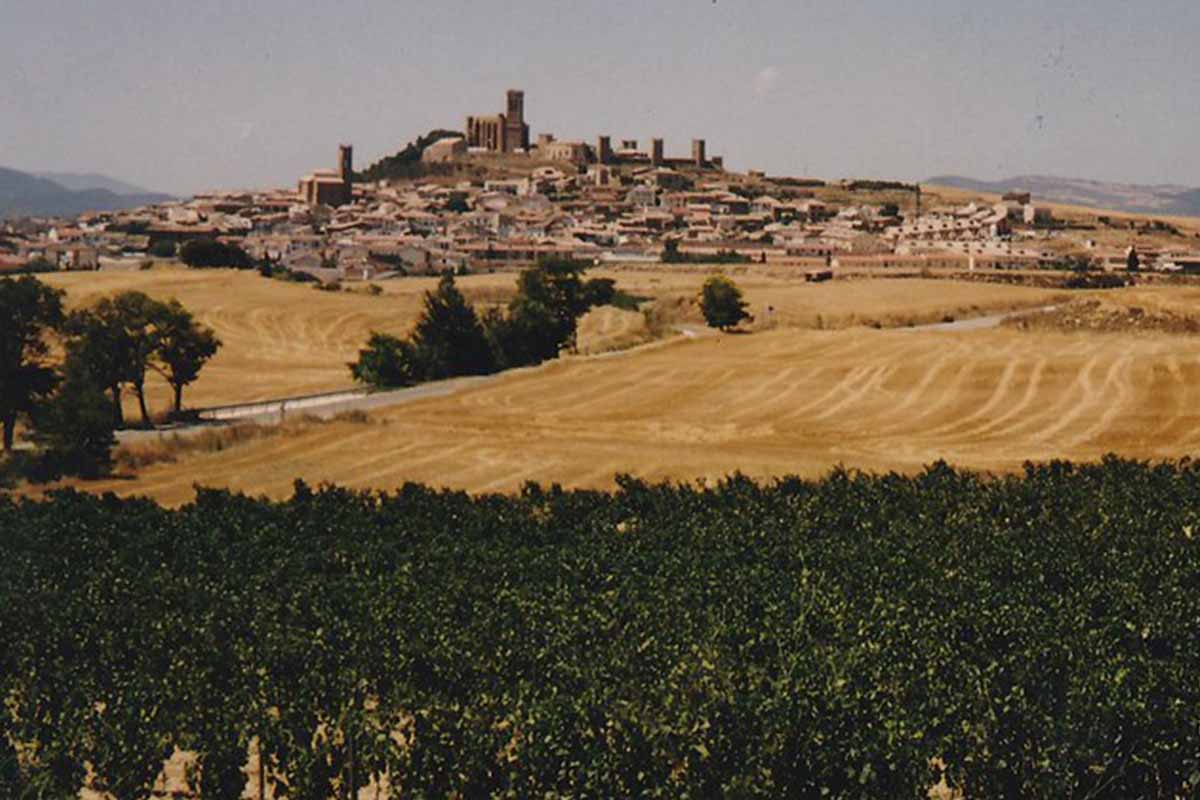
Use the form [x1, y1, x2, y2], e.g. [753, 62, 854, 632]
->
[465, 90, 530, 153]
[422, 136, 467, 163]
[299, 145, 353, 207]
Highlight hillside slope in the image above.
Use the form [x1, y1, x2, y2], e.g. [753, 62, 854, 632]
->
[0, 167, 173, 219]
[928, 174, 1200, 217]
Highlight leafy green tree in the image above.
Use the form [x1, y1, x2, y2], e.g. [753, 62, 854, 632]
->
[582, 277, 617, 307]
[64, 306, 132, 429]
[111, 291, 163, 427]
[148, 239, 177, 258]
[497, 258, 591, 364]
[179, 238, 253, 269]
[410, 273, 495, 379]
[151, 300, 221, 415]
[661, 239, 682, 263]
[349, 332, 420, 388]
[32, 354, 117, 478]
[0, 275, 64, 451]
[350, 274, 494, 387]
[21, 255, 57, 274]
[1126, 247, 1140, 273]
[699, 275, 751, 331]
[486, 299, 561, 367]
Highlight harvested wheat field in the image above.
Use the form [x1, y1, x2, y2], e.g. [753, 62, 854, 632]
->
[41, 267, 1062, 419]
[78, 323, 1200, 506]
[598, 267, 1064, 330]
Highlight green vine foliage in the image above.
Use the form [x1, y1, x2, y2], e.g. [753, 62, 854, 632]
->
[2, 459, 1200, 798]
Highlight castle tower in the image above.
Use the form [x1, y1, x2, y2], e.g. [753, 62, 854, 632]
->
[692, 139, 706, 167]
[504, 90, 529, 152]
[651, 138, 664, 167]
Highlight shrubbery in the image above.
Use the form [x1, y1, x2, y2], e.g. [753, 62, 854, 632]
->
[661, 240, 752, 264]
[1063, 272, 1129, 290]
[2, 459, 1199, 796]
[148, 239, 177, 258]
[179, 238, 254, 269]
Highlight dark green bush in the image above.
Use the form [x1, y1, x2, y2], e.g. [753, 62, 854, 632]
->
[179, 238, 253, 269]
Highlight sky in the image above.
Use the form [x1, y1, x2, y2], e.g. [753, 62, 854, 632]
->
[3, 0, 1198, 196]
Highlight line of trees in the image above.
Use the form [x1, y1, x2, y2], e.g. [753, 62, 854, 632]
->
[661, 240, 752, 264]
[0, 276, 220, 478]
[350, 259, 615, 388]
[179, 238, 255, 269]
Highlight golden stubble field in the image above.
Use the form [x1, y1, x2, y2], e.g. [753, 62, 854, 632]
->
[79, 319, 1200, 507]
[37, 265, 1200, 507]
[41, 266, 1063, 413]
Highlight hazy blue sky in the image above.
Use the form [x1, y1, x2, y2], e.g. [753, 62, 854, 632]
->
[3, 0, 1198, 195]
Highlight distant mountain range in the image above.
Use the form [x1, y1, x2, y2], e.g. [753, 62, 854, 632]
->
[928, 175, 1200, 218]
[0, 167, 174, 220]
[34, 171, 161, 196]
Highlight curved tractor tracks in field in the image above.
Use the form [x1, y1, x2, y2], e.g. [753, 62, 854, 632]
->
[118, 307, 1048, 445]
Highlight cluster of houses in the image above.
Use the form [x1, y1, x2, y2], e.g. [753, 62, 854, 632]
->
[4, 153, 1197, 280]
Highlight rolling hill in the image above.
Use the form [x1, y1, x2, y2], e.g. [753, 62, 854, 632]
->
[928, 174, 1200, 217]
[34, 171, 162, 196]
[0, 167, 173, 219]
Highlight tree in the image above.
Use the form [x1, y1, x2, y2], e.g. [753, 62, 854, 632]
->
[409, 273, 495, 379]
[111, 292, 163, 427]
[62, 293, 163, 429]
[349, 275, 494, 388]
[352, 259, 600, 387]
[0, 276, 64, 451]
[699, 275, 751, 331]
[1126, 246, 1140, 273]
[179, 239, 253, 269]
[582, 277, 617, 308]
[661, 239, 682, 263]
[63, 308, 129, 429]
[151, 300, 221, 414]
[149, 240, 177, 258]
[32, 353, 116, 478]
[349, 332, 419, 388]
[511, 258, 590, 352]
[69, 292, 163, 428]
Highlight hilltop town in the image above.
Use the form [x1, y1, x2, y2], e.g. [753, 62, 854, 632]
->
[4, 88, 1200, 280]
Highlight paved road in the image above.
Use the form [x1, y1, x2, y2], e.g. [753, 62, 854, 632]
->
[902, 305, 1058, 333]
[116, 309, 1055, 443]
[116, 375, 498, 443]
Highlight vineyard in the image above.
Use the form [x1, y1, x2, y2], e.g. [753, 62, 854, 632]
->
[3, 459, 1200, 797]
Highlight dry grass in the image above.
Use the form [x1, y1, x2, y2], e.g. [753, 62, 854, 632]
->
[575, 305, 654, 354]
[68, 321, 1200, 507]
[111, 410, 374, 472]
[597, 268, 1064, 330]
